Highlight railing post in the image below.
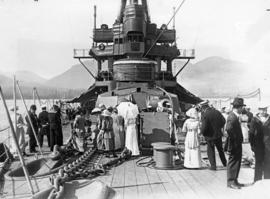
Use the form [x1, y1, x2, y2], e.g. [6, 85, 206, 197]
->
[0, 86, 35, 195]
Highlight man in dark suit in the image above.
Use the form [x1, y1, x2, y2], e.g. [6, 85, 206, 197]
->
[249, 104, 270, 182]
[25, 104, 39, 153]
[200, 101, 227, 170]
[48, 105, 63, 152]
[225, 98, 245, 189]
[38, 105, 50, 147]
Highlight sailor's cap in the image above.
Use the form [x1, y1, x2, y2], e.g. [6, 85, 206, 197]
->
[258, 102, 269, 110]
[198, 100, 209, 107]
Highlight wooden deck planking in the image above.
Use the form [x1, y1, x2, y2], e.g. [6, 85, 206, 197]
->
[184, 169, 216, 199]
[110, 162, 126, 199]
[156, 169, 181, 199]
[144, 165, 168, 198]
[123, 159, 138, 199]
[133, 159, 153, 199]
[194, 169, 230, 199]
[168, 169, 201, 199]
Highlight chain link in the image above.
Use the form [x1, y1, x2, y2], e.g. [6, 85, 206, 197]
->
[48, 148, 132, 199]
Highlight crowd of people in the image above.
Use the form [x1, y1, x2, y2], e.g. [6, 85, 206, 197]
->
[181, 97, 270, 189]
[8, 96, 270, 190]
[10, 104, 63, 155]
[89, 99, 140, 157]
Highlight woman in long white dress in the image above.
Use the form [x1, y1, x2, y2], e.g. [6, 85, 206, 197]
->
[182, 107, 202, 169]
[118, 100, 140, 156]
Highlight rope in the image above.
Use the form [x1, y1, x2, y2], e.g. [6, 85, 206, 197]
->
[136, 156, 155, 168]
[237, 88, 260, 98]
[0, 126, 10, 133]
[144, 0, 186, 57]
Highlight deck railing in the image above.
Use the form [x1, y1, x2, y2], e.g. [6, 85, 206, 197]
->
[73, 49, 92, 59]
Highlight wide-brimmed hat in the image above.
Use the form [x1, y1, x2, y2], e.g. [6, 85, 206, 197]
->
[186, 107, 199, 119]
[102, 110, 112, 117]
[91, 107, 101, 114]
[98, 103, 106, 111]
[231, 97, 246, 107]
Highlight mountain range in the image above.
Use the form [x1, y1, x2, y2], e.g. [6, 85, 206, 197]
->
[0, 56, 258, 99]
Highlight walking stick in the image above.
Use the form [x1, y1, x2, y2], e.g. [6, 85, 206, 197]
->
[0, 86, 35, 195]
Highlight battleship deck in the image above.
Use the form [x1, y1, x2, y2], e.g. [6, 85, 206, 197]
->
[1, 149, 257, 199]
[0, 124, 260, 199]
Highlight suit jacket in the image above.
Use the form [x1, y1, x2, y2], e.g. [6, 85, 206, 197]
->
[25, 112, 39, 134]
[249, 115, 265, 153]
[201, 107, 226, 140]
[225, 112, 243, 152]
[38, 111, 49, 126]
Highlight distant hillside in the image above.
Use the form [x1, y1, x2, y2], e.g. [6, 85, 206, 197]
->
[175, 56, 257, 97]
[46, 61, 96, 89]
[15, 70, 47, 84]
[0, 74, 12, 86]
[1, 56, 258, 99]
[0, 73, 84, 100]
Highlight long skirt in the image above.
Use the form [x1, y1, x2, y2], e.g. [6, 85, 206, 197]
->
[184, 131, 202, 168]
[125, 124, 139, 156]
[113, 126, 125, 150]
[104, 138, 114, 151]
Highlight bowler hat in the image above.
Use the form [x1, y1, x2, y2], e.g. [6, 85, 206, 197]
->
[30, 104, 37, 110]
[231, 97, 246, 107]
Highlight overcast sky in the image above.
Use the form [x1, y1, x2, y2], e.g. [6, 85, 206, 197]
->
[0, 0, 269, 82]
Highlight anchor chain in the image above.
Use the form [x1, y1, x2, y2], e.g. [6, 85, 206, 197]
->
[47, 149, 104, 199]
[47, 148, 132, 199]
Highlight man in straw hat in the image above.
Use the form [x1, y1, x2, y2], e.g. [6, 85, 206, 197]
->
[200, 100, 227, 170]
[225, 97, 245, 189]
[10, 106, 27, 156]
[249, 102, 270, 182]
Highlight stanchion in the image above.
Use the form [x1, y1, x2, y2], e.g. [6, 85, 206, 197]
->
[13, 76, 17, 154]
[16, 81, 44, 157]
[0, 86, 35, 195]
